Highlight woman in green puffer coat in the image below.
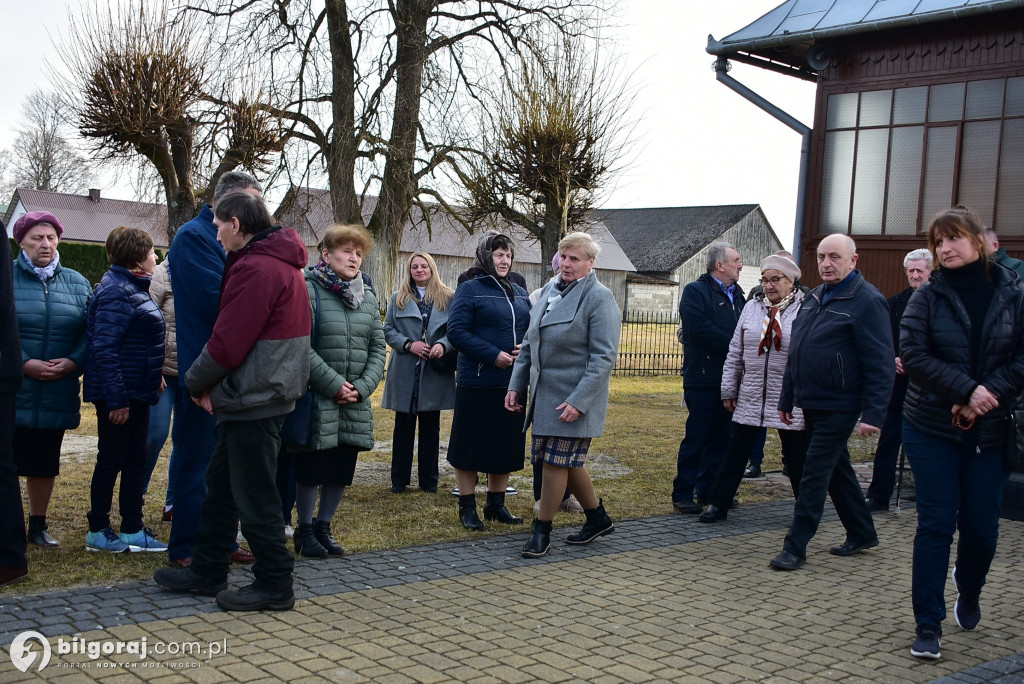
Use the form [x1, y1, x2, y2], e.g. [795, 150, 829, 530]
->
[291, 224, 386, 558]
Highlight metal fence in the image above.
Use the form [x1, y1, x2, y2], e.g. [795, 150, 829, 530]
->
[614, 311, 683, 377]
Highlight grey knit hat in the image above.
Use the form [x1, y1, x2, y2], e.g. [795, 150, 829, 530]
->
[760, 254, 800, 283]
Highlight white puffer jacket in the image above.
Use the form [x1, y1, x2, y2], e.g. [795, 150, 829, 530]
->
[721, 290, 805, 430]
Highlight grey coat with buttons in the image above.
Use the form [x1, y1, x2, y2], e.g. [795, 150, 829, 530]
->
[380, 292, 456, 413]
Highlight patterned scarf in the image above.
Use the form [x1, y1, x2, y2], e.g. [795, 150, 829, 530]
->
[21, 250, 59, 282]
[759, 290, 796, 356]
[312, 260, 365, 310]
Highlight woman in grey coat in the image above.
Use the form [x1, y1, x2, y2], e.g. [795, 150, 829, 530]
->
[506, 232, 621, 558]
[381, 252, 456, 493]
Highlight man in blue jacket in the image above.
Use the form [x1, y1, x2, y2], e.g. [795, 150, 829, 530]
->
[673, 242, 744, 513]
[165, 171, 263, 567]
[773, 234, 893, 570]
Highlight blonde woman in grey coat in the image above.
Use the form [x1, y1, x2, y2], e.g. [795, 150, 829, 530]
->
[506, 232, 621, 558]
[698, 254, 809, 523]
[381, 252, 456, 494]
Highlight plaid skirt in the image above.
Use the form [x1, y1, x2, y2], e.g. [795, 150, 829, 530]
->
[531, 436, 593, 469]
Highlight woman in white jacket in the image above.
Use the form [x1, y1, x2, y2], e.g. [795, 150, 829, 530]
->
[699, 254, 809, 522]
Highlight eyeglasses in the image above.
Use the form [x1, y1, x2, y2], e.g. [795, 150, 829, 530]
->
[759, 275, 787, 286]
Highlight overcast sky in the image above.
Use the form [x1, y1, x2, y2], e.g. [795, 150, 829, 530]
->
[0, 1, 814, 250]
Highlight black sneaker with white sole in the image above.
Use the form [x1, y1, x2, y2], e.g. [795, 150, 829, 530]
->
[953, 566, 981, 631]
[910, 624, 941, 660]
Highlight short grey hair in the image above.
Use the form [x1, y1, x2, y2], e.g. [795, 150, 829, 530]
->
[705, 242, 736, 273]
[213, 171, 262, 205]
[559, 231, 601, 260]
[904, 248, 933, 268]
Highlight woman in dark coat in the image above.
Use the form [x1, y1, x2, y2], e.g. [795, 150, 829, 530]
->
[901, 206, 1024, 660]
[381, 251, 456, 493]
[11, 212, 91, 547]
[446, 232, 530, 530]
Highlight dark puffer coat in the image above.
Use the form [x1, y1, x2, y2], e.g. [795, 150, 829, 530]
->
[447, 274, 530, 389]
[901, 263, 1024, 450]
[83, 266, 165, 408]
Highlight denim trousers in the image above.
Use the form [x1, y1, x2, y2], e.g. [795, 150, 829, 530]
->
[391, 411, 440, 490]
[191, 416, 293, 591]
[0, 392, 27, 568]
[673, 387, 733, 503]
[782, 409, 876, 558]
[167, 386, 219, 562]
[87, 401, 150, 534]
[903, 421, 1009, 629]
[709, 423, 808, 509]
[143, 374, 177, 502]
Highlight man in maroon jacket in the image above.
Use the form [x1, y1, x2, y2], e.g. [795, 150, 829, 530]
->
[154, 192, 311, 611]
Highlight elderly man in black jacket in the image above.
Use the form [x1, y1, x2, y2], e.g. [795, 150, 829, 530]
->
[672, 242, 745, 513]
[772, 234, 893, 570]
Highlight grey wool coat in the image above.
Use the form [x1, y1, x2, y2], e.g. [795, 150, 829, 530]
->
[299, 271, 387, 452]
[508, 272, 621, 438]
[380, 292, 456, 413]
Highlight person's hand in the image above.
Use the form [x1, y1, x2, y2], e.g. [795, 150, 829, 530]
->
[504, 391, 522, 412]
[336, 382, 361, 404]
[191, 392, 214, 414]
[723, 398, 736, 413]
[159, 375, 167, 392]
[967, 385, 999, 417]
[855, 422, 880, 437]
[39, 358, 78, 380]
[895, 356, 904, 376]
[429, 343, 446, 359]
[557, 401, 581, 422]
[108, 407, 130, 425]
[778, 410, 793, 426]
[494, 351, 515, 369]
[509, 343, 522, 360]
[409, 340, 430, 359]
[23, 359, 48, 380]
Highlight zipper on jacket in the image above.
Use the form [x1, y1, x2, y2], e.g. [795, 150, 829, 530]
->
[759, 344, 770, 426]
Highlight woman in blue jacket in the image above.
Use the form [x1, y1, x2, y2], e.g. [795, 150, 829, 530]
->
[83, 227, 166, 553]
[11, 212, 91, 548]
[446, 232, 531, 530]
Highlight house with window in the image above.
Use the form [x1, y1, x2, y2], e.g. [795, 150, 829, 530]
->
[709, 0, 1024, 295]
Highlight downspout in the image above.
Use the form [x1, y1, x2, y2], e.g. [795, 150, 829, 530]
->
[712, 58, 811, 267]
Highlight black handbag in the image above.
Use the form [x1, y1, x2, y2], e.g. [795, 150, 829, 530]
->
[281, 285, 321, 446]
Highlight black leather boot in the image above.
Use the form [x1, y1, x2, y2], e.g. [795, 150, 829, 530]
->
[28, 515, 59, 547]
[459, 494, 484, 531]
[294, 522, 327, 558]
[522, 519, 552, 558]
[313, 520, 345, 555]
[566, 499, 614, 545]
[483, 491, 523, 525]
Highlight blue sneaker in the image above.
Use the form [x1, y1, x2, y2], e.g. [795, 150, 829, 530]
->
[120, 527, 168, 552]
[86, 527, 133, 553]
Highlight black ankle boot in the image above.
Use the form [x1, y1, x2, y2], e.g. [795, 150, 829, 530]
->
[28, 515, 59, 547]
[313, 520, 345, 555]
[294, 522, 327, 558]
[522, 519, 552, 558]
[459, 494, 484, 531]
[483, 491, 523, 525]
[566, 499, 614, 545]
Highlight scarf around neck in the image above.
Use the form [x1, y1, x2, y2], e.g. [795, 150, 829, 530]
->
[759, 290, 796, 355]
[21, 250, 59, 282]
[313, 260, 365, 310]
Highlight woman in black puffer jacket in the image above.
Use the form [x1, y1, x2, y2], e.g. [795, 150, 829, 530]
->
[900, 206, 1024, 661]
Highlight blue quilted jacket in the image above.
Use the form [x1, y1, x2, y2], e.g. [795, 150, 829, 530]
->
[83, 266, 165, 408]
[13, 254, 92, 429]
[447, 274, 530, 389]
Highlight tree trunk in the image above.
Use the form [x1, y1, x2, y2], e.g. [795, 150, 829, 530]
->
[538, 198, 566, 285]
[166, 186, 199, 246]
[325, 0, 361, 230]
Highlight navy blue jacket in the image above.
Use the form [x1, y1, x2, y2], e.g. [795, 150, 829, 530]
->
[779, 270, 894, 427]
[447, 275, 530, 389]
[680, 273, 745, 390]
[83, 266, 165, 408]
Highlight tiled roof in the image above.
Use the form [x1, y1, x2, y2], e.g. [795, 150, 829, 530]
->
[598, 205, 761, 274]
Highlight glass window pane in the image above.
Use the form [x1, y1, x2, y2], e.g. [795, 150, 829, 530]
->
[921, 126, 958, 232]
[886, 126, 924, 235]
[851, 129, 889, 234]
[819, 131, 855, 234]
[894, 86, 927, 124]
[966, 79, 1004, 120]
[826, 93, 858, 129]
[928, 83, 965, 122]
[996, 119, 1024, 235]
[859, 90, 892, 127]
[1006, 77, 1024, 117]
[958, 120, 1001, 227]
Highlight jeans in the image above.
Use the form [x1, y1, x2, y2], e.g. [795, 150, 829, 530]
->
[87, 401, 150, 534]
[903, 421, 1009, 628]
[747, 427, 767, 468]
[782, 410, 876, 558]
[673, 387, 733, 503]
[191, 416, 293, 591]
[0, 392, 27, 568]
[866, 376, 908, 505]
[167, 386, 219, 562]
[143, 374, 177, 503]
[391, 411, 440, 490]
[709, 424, 808, 509]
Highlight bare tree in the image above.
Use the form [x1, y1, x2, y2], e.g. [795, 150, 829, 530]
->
[4, 90, 93, 196]
[54, 0, 286, 240]
[454, 34, 635, 271]
[185, 0, 601, 294]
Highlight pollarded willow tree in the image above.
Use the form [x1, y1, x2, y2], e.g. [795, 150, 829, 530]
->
[454, 34, 636, 272]
[185, 0, 601, 294]
[55, 0, 286, 240]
